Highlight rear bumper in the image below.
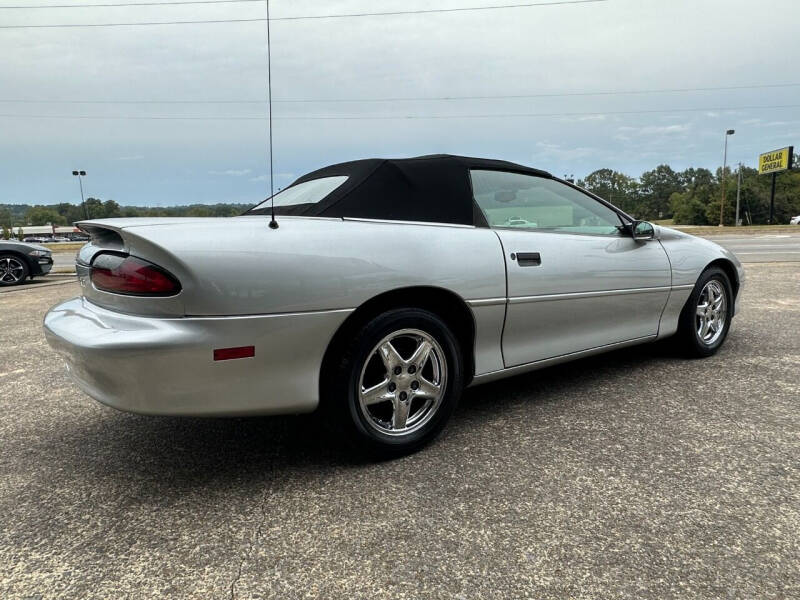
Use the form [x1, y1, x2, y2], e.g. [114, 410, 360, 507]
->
[43, 297, 351, 416]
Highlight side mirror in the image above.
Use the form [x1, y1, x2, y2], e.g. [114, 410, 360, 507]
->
[631, 220, 655, 241]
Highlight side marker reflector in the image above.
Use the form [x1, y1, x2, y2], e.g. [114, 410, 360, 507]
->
[213, 346, 255, 361]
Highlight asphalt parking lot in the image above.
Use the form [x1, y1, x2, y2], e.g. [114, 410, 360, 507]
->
[1, 262, 798, 599]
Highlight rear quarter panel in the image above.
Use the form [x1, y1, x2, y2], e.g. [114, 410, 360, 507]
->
[109, 216, 507, 316]
[75, 216, 509, 377]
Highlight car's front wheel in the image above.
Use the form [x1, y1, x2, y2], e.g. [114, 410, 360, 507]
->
[0, 254, 29, 287]
[676, 266, 733, 357]
[327, 308, 464, 457]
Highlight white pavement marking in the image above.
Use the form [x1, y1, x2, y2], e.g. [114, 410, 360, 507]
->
[735, 251, 800, 255]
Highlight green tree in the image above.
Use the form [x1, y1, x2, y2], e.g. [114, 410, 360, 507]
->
[0, 207, 12, 229]
[186, 206, 213, 217]
[670, 167, 717, 225]
[679, 167, 714, 189]
[84, 198, 103, 219]
[638, 165, 684, 220]
[580, 169, 640, 215]
[671, 186, 714, 225]
[53, 202, 85, 224]
[25, 206, 66, 226]
[101, 199, 122, 218]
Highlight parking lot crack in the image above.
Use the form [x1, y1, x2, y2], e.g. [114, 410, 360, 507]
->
[229, 472, 275, 600]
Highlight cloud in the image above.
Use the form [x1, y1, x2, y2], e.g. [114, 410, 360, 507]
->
[249, 172, 296, 182]
[532, 142, 596, 161]
[209, 169, 252, 176]
[617, 124, 691, 136]
[558, 114, 608, 123]
[114, 155, 144, 161]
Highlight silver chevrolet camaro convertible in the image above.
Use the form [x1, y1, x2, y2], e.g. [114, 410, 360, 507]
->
[44, 155, 744, 455]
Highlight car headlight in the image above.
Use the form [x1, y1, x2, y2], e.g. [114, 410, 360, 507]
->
[29, 250, 51, 257]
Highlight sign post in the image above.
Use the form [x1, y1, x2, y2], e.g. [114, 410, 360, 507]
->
[758, 146, 793, 224]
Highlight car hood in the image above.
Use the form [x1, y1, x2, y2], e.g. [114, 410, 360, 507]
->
[1, 239, 50, 253]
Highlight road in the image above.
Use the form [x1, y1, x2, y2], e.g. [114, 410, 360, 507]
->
[1, 263, 798, 599]
[711, 232, 800, 262]
[52, 252, 76, 271]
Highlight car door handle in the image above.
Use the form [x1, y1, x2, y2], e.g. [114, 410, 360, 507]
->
[512, 252, 541, 266]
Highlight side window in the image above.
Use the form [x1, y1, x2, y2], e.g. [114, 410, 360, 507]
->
[470, 170, 623, 235]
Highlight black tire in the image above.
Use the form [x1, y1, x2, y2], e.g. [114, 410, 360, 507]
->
[675, 266, 733, 358]
[324, 308, 464, 457]
[0, 253, 29, 287]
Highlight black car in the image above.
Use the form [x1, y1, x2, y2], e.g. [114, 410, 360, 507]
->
[0, 239, 53, 286]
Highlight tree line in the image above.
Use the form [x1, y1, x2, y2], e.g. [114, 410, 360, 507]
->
[577, 154, 800, 225]
[2, 156, 798, 234]
[0, 199, 253, 231]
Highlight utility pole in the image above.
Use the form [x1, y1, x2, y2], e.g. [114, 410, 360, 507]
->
[72, 170, 89, 219]
[719, 129, 735, 226]
[735, 162, 742, 226]
[768, 173, 776, 224]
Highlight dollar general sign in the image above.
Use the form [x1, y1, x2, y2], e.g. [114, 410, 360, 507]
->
[758, 146, 793, 175]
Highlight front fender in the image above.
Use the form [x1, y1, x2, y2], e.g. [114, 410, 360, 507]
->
[655, 227, 745, 339]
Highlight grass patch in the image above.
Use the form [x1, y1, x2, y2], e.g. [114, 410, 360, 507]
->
[669, 224, 799, 236]
[43, 242, 85, 252]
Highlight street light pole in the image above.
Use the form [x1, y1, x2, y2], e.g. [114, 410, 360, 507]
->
[72, 170, 88, 219]
[719, 129, 735, 226]
[735, 162, 742, 226]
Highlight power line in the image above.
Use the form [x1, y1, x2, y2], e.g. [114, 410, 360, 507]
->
[1, 83, 798, 105]
[0, 0, 261, 8]
[1, 103, 798, 121]
[0, 0, 607, 28]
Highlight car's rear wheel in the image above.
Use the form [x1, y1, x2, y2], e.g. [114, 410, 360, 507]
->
[326, 308, 463, 457]
[676, 266, 733, 357]
[0, 254, 29, 287]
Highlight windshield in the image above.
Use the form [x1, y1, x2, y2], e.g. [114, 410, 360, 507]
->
[246, 176, 348, 215]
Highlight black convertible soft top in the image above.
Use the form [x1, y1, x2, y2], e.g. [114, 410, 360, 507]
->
[250, 154, 552, 226]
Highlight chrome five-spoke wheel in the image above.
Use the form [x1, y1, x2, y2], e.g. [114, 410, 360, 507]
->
[677, 266, 732, 357]
[358, 328, 447, 436]
[696, 280, 727, 346]
[0, 257, 26, 285]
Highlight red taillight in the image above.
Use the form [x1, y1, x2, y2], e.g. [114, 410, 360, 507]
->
[90, 253, 181, 296]
[213, 346, 255, 361]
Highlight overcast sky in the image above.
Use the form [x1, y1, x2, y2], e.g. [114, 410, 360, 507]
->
[1, 0, 798, 207]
